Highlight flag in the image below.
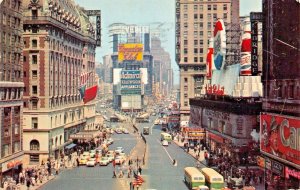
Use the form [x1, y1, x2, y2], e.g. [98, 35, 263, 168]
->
[134, 172, 144, 183]
[83, 85, 98, 104]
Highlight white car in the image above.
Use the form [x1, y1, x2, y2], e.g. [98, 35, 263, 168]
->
[106, 154, 115, 162]
[162, 140, 168, 146]
[99, 157, 110, 166]
[90, 150, 96, 158]
[114, 156, 125, 165]
[115, 147, 124, 154]
[123, 129, 129, 134]
[107, 138, 114, 145]
[86, 158, 96, 167]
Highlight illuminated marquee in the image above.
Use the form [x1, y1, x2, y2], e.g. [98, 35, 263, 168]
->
[118, 43, 143, 61]
[213, 19, 226, 70]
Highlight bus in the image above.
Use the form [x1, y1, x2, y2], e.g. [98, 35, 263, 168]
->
[184, 167, 206, 190]
[161, 132, 172, 142]
[143, 126, 150, 135]
[201, 168, 224, 190]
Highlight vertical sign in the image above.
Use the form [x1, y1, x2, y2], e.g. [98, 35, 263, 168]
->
[251, 21, 258, 75]
[175, 0, 181, 63]
[96, 15, 101, 47]
[250, 12, 263, 75]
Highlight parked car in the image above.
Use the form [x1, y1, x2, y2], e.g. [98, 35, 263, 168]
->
[123, 129, 129, 134]
[82, 151, 90, 159]
[86, 158, 97, 167]
[106, 154, 115, 162]
[115, 147, 124, 154]
[99, 157, 110, 166]
[114, 156, 126, 165]
[115, 128, 122, 134]
[79, 157, 88, 165]
[90, 150, 96, 158]
[107, 138, 114, 145]
[162, 140, 168, 146]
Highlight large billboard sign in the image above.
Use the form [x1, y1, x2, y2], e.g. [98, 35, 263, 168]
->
[213, 19, 226, 70]
[118, 44, 143, 61]
[260, 113, 300, 166]
[121, 70, 141, 95]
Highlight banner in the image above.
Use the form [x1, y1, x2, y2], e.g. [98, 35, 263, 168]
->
[83, 85, 98, 104]
[260, 113, 300, 166]
[121, 70, 141, 95]
[118, 43, 143, 61]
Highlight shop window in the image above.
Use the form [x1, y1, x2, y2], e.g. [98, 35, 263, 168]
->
[32, 117, 38, 129]
[30, 154, 39, 163]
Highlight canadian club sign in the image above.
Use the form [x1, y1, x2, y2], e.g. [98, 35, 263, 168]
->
[260, 113, 300, 166]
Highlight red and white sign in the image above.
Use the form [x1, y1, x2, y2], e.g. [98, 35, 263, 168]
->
[260, 113, 300, 166]
[206, 38, 214, 79]
[205, 84, 224, 95]
[240, 18, 252, 76]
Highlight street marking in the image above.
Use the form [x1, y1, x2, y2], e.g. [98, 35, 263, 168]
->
[156, 139, 173, 163]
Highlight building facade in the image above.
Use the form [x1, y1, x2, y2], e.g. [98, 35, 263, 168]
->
[175, 0, 239, 122]
[22, 0, 97, 165]
[151, 36, 173, 98]
[260, 0, 300, 188]
[0, 0, 24, 183]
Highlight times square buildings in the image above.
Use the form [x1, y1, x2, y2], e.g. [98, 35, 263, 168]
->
[0, 0, 99, 182]
[187, 0, 300, 189]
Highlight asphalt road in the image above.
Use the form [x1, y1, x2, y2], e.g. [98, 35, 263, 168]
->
[41, 132, 136, 190]
[136, 116, 198, 190]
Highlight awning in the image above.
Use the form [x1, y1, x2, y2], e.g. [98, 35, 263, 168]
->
[65, 143, 76, 149]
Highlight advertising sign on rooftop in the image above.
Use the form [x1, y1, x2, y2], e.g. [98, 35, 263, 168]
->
[118, 43, 143, 62]
[260, 113, 300, 168]
[121, 70, 141, 95]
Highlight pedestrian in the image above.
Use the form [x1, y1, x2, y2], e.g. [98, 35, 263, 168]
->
[112, 170, 117, 178]
[138, 166, 142, 175]
[26, 177, 31, 190]
[76, 157, 79, 167]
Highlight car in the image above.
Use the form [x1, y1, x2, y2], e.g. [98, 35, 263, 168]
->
[115, 147, 124, 154]
[106, 154, 115, 162]
[123, 129, 129, 134]
[99, 157, 110, 166]
[79, 157, 88, 165]
[90, 150, 96, 158]
[162, 140, 168, 146]
[114, 156, 125, 165]
[115, 128, 122, 134]
[86, 158, 97, 167]
[82, 151, 90, 159]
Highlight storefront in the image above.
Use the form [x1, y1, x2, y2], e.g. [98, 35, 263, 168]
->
[0, 156, 23, 186]
[260, 113, 300, 190]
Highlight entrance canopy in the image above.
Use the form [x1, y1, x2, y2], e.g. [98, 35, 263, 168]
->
[65, 143, 76, 149]
[70, 130, 101, 141]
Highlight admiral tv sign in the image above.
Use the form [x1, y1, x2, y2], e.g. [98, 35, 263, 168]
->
[118, 43, 143, 62]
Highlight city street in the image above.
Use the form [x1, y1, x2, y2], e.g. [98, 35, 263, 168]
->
[41, 132, 136, 190]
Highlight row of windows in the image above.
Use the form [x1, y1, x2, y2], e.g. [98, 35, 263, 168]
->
[2, 142, 20, 158]
[1, 32, 22, 47]
[2, 0, 21, 12]
[0, 88, 22, 101]
[1, 12, 22, 29]
[183, 3, 228, 11]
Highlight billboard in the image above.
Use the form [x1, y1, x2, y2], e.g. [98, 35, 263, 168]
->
[118, 43, 143, 61]
[140, 68, 148, 84]
[121, 70, 141, 95]
[260, 113, 300, 167]
[213, 19, 226, 70]
[113, 68, 122, 85]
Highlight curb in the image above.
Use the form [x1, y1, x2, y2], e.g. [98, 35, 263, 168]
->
[35, 176, 56, 190]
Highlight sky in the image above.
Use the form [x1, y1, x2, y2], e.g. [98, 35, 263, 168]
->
[75, 0, 262, 84]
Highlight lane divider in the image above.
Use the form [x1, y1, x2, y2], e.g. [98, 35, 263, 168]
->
[156, 139, 173, 163]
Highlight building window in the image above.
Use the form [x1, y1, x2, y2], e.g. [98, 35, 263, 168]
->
[223, 13, 227, 19]
[213, 13, 217, 20]
[32, 100, 38, 110]
[194, 57, 198, 62]
[3, 144, 10, 157]
[30, 154, 39, 163]
[184, 22, 188, 28]
[32, 85, 37, 94]
[208, 22, 211, 29]
[194, 48, 198, 53]
[184, 5, 188, 10]
[199, 5, 203, 10]
[199, 14, 203, 19]
[199, 48, 203, 53]
[32, 39, 37, 48]
[194, 40, 198, 45]
[4, 129, 9, 137]
[200, 40, 204, 45]
[32, 70, 37, 78]
[30, 140, 39, 150]
[184, 78, 188, 83]
[32, 117, 38, 129]
[184, 14, 188, 19]
[14, 124, 19, 135]
[194, 23, 198, 30]
[194, 31, 198, 37]
[23, 56, 26, 62]
[200, 57, 204, 62]
[199, 31, 203, 36]
[223, 4, 227, 10]
[184, 40, 188, 45]
[184, 93, 188, 98]
[194, 5, 198, 11]
[207, 5, 211, 10]
[14, 142, 20, 153]
[208, 31, 212, 37]
[184, 57, 188, 62]
[32, 55, 37, 64]
[184, 48, 188, 54]
[184, 101, 188, 106]
[194, 14, 198, 19]
[213, 4, 217, 10]
[199, 22, 203, 29]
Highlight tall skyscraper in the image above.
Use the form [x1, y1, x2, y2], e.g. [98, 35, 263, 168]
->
[175, 0, 239, 122]
[22, 0, 97, 165]
[0, 0, 24, 182]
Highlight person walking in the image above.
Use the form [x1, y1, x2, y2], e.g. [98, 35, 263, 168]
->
[112, 170, 117, 178]
[26, 177, 31, 190]
[138, 166, 142, 175]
